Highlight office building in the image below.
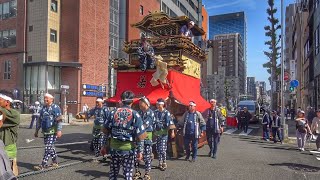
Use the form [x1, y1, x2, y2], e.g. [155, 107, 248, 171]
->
[0, 0, 110, 115]
[247, 77, 256, 99]
[206, 33, 245, 105]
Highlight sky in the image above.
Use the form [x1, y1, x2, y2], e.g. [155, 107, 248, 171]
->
[202, 0, 295, 90]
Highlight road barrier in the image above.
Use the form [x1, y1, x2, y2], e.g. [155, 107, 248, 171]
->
[226, 117, 237, 128]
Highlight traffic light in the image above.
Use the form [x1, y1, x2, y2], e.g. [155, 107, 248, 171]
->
[289, 86, 294, 92]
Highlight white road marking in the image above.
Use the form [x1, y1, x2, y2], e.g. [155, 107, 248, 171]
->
[248, 126, 260, 129]
[239, 129, 253, 136]
[309, 151, 320, 154]
[25, 139, 34, 143]
[224, 129, 237, 134]
[316, 157, 320, 161]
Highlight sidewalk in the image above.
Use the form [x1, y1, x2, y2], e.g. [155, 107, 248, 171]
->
[19, 114, 93, 126]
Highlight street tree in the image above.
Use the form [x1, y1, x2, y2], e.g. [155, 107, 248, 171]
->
[263, 0, 281, 110]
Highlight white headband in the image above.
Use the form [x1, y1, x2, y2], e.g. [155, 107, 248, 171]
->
[189, 101, 196, 106]
[45, 93, 54, 99]
[157, 101, 165, 105]
[209, 99, 216, 103]
[96, 98, 104, 102]
[0, 93, 13, 103]
[140, 97, 150, 107]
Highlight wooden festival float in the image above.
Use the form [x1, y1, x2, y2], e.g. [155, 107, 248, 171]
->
[107, 12, 210, 157]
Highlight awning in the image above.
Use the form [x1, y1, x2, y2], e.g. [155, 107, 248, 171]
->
[108, 71, 170, 104]
[107, 70, 210, 112]
[168, 71, 210, 112]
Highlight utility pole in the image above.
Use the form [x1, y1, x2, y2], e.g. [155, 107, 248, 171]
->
[280, 0, 288, 139]
[108, 46, 114, 98]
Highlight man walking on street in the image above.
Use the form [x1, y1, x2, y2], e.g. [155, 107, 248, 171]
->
[180, 101, 206, 162]
[236, 107, 242, 130]
[240, 107, 252, 133]
[34, 93, 63, 170]
[134, 97, 156, 180]
[261, 109, 270, 141]
[154, 98, 175, 171]
[0, 90, 20, 176]
[29, 101, 41, 129]
[101, 91, 147, 180]
[202, 99, 225, 159]
[87, 98, 109, 160]
[271, 111, 282, 144]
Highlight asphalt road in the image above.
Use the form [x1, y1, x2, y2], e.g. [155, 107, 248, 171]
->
[16, 124, 320, 180]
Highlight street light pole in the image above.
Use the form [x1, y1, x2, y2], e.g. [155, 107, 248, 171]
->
[280, 0, 287, 139]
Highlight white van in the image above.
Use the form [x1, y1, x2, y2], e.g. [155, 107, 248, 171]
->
[237, 100, 260, 122]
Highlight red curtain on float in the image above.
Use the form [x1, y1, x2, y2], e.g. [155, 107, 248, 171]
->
[168, 71, 210, 112]
[107, 71, 170, 104]
[107, 70, 210, 112]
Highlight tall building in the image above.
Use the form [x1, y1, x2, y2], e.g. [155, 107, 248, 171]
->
[259, 81, 266, 94]
[209, 12, 247, 91]
[288, 2, 309, 110]
[311, 0, 320, 109]
[0, 0, 24, 99]
[200, 5, 208, 95]
[247, 77, 256, 99]
[0, 0, 110, 115]
[285, 3, 296, 107]
[206, 33, 245, 105]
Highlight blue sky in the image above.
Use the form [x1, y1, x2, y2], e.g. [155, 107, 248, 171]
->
[202, 0, 294, 90]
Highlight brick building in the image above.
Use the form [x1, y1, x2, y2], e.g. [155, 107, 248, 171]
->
[0, 0, 25, 99]
[0, 0, 109, 115]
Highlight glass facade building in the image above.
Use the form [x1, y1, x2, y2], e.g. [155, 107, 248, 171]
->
[209, 12, 246, 62]
[209, 12, 246, 46]
[209, 11, 247, 92]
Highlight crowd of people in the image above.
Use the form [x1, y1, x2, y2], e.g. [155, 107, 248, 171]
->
[0, 89, 227, 180]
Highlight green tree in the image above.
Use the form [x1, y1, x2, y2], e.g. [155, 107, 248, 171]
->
[263, 0, 281, 110]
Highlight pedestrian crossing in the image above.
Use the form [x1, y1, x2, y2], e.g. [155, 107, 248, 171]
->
[309, 150, 320, 161]
[224, 128, 255, 136]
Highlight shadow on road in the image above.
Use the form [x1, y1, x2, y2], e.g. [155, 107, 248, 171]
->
[269, 163, 320, 173]
[75, 170, 108, 180]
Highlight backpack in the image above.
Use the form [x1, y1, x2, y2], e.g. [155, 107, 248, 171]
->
[0, 141, 17, 180]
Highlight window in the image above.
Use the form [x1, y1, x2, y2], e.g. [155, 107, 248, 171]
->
[0, 4, 2, 19]
[51, 0, 58, 12]
[28, 56, 32, 62]
[2, 30, 9, 48]
[0, 31, 2, 48]
[29, 25, 33, 32]
[2, 2, 9, 19]
[4, 60, 11, 80]
[8, 29, 16, 47]
[180, 4, 187, 14]
[50, 29, 57, 43]
[9, 0, 17, 18]
[140, 5, 143, 15]
[304, 40, 309, 61]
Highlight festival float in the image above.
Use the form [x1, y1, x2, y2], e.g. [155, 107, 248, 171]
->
[107, 12, 210, 157]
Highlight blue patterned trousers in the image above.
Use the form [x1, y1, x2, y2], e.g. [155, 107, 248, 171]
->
[156, 135, 168, 164]
[110, 153, 135, 180]
[42, 134, 57, 166]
